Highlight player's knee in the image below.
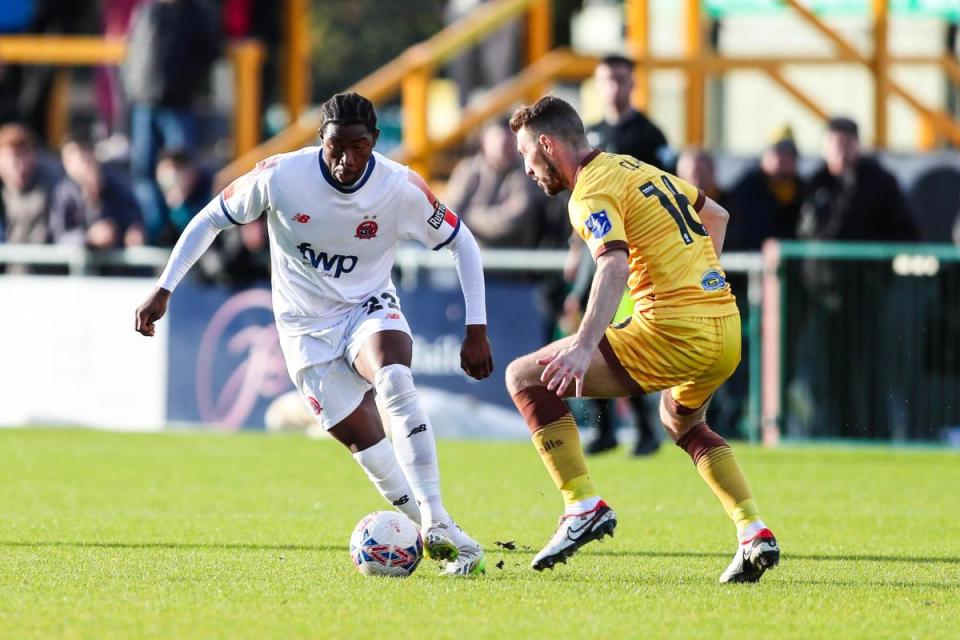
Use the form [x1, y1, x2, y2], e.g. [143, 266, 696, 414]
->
[373, 364, 417, 412]
[505, 356, 535, 396]
[658, 391, 703, 441]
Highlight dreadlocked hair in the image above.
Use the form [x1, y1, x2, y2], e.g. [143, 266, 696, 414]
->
[319, 92, 378, 133]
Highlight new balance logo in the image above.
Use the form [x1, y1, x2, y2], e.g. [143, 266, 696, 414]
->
[406, 424, 427, 438]
[392, 495, 410, 506]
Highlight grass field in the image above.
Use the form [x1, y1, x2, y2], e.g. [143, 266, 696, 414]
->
[0, 429, 958, 639]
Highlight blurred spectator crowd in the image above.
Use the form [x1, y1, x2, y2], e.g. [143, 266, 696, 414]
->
[0, 0, 269, 285]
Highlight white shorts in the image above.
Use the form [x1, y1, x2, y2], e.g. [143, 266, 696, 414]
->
[279, 288, 411, 431]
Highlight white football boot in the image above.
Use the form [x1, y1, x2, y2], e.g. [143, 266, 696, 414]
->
[422, 521, 459, 562]
[440, 523, 486, 577]
[719, 527, 780, 583]
[531, 500, 617, 571]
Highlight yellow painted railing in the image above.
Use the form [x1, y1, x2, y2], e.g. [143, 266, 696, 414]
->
[216, 0, 551, 188]
[0, 35, 265, 158]
[221, 0, 960, 189]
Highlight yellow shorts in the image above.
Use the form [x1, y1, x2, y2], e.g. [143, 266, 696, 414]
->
[600, 312, 741, 410]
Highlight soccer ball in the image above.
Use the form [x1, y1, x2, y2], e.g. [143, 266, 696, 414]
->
[349, 511, 423, 577]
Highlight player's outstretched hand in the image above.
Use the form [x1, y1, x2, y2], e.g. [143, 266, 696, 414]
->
[538, 342, 591, 398]
[134, 287, 171, 337]
[460, 324, 494, 380]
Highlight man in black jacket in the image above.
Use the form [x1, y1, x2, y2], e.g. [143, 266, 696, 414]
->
[585, 55, 673, 171]
[795, 116, 918, 438]
[799, 117, 917, 243]
[727, 130, 804, 252]
[122, 0, 222, 245]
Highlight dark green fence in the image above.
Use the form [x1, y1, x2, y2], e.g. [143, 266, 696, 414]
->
[762, 241, 960, 444]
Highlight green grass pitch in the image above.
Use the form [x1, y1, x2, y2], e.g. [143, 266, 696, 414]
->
[0, 429, 958, 639]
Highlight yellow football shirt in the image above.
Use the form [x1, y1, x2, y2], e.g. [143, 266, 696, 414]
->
[568, 151, 737, 319]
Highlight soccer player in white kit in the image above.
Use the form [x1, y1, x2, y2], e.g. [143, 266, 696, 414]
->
[135, 93, 493, 576]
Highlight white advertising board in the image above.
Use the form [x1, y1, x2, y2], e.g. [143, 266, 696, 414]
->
[0, 276, 166, 431]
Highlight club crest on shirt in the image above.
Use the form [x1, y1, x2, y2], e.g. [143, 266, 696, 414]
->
[585, 210, 612, 239]
[291, 213, 311, 224]
[355, 219, 379, 239]
[701, 269, 726, 291]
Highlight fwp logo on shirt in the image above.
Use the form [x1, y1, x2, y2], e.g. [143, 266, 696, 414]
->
[585, 210, 612, 239]
[297, 243, 357, 278]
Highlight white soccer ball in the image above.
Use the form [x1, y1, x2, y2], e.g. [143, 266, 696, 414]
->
[349, 511, 423, 577]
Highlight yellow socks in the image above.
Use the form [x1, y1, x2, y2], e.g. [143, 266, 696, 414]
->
[676, 423, 761, 532]
[531, 417, 597, 506]
[695, 446, 761, 531]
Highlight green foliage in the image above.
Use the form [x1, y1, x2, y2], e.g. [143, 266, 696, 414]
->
[308, 0, 444, 102]
[0, 429, 958, 639]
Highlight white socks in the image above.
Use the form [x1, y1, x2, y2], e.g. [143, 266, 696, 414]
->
[738, 519, 768, 544]
[565, 496, 601, 515]
[352, 438, 421, 524]
[374, 364, 450, 527]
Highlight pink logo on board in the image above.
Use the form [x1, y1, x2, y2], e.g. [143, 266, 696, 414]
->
[195, 289, 289, 430]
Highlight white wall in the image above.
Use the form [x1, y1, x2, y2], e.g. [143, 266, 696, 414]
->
[0, 276, 167, 431]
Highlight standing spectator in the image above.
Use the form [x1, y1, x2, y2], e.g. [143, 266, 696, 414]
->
[795, 116, 919, 438]
[726, 128, 804, 251]
[445, 121, 548, 248]
[444, 0, 521, 106]
[799, 117, 918, 243]
[154, 150, 213, 246]
[586, 54, 673, 171]
[95, 0, 146, 136]
[54, 133, 145, 249]
[677, 148, 727, 209]
[122, 0, 222, 244]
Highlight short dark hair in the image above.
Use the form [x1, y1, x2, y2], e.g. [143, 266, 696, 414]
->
[509, 96, 587, 146]
[827, 116, 859, 139]
[599, 54, 635, 72]
[319, 92, 378, 134]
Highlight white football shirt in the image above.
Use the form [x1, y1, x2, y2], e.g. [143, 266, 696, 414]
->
[218, 148, 461, 336]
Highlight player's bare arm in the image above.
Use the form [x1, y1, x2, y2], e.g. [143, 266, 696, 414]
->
[698, 196, 730, 257]
[539, 249, 629, 397]
[134, 286, 171, 337]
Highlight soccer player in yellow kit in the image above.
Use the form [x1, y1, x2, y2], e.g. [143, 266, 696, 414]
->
[506, 96, 779, 583]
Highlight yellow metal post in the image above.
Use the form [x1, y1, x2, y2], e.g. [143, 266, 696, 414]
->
[231, 40, 265, 157]
[525, 0, 552, 102]
[684, 0, 704, 146]
[46, 69, 70, 147]
[284, 0, 310, 123]
[764, 68, 830, 122]
[872, 0, 889, 149]
[403, 64, 432, 178]
[625, 0, 650, 111]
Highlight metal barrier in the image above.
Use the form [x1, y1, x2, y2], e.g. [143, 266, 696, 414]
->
[762, 240, 960, 445]
[0, 244, 764, 440]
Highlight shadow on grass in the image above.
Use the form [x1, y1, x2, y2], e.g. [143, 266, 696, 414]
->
[5, 540, 959, 569]
[0, 540, 346, 553]
[580, 549, 960, 565]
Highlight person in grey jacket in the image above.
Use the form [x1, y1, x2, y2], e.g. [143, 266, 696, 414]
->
[122, 0, 221, 244]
